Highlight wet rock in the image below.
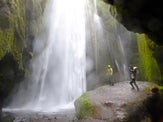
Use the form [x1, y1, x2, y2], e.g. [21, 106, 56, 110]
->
[2, 110, 77, 122]
[74, 81, 154, 122]
[0, 115, 15, 122]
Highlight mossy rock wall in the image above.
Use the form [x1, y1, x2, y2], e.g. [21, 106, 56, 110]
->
[136, 34, 162, 83]
[0, 0, 46, 106]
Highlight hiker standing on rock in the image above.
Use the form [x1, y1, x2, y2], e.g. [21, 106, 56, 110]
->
[128, 65, 139, 91]
[106, 65, 114, 86]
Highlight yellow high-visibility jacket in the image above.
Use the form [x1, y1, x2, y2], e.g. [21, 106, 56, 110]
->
[106, 67, 113, 76]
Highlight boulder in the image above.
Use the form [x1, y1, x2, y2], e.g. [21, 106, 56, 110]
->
[74, 81, 154, 122]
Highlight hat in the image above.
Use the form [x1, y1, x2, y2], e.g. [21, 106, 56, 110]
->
[107, 65, 111, 67]
[151, 86, 159, 93]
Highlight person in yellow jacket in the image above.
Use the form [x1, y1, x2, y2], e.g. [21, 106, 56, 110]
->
[106, 65, 114, 85]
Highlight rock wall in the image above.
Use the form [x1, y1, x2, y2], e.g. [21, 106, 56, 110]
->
[0, 0, 46, 116]
[104, 0, 163, 45]
[103, 0, 163, 83]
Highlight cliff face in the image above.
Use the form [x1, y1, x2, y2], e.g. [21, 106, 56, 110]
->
[0, 0, 46, 110]
[102, 0, 163, 83]
[104, 0, 163, 45]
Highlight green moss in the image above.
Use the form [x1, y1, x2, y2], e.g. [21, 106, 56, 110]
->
[74, 93, 97, 119]
[8, 0, 26, 47]
[0, 0, 26, 70]
[0, 28, 14, 59]
[0, 28, 23, 70]
[158, 85, 163, 90]
[136, 33, 161, 82]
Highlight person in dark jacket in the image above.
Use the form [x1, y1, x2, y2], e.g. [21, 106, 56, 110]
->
[145, 86, 161, 122]
[129, 65, 139, 91]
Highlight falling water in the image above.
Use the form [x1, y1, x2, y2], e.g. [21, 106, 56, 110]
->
[86, 0, 135, 89]
[3, 0, 136, 113]
[5, 0, 86, 112]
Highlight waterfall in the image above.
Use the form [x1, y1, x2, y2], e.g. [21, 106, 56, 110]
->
[86, 0, 135, 89]
[5, 0, 86, 112]
[3, 0, 136, 112]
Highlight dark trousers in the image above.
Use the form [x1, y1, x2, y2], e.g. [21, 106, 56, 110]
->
[108, 76, 114, 86]
[130, 79, 139, 91]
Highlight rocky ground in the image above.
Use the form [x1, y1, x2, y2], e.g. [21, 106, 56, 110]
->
[1, 81, 155, 122]
[74, 81, 155, 122]
[1, 109, 107, 122]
